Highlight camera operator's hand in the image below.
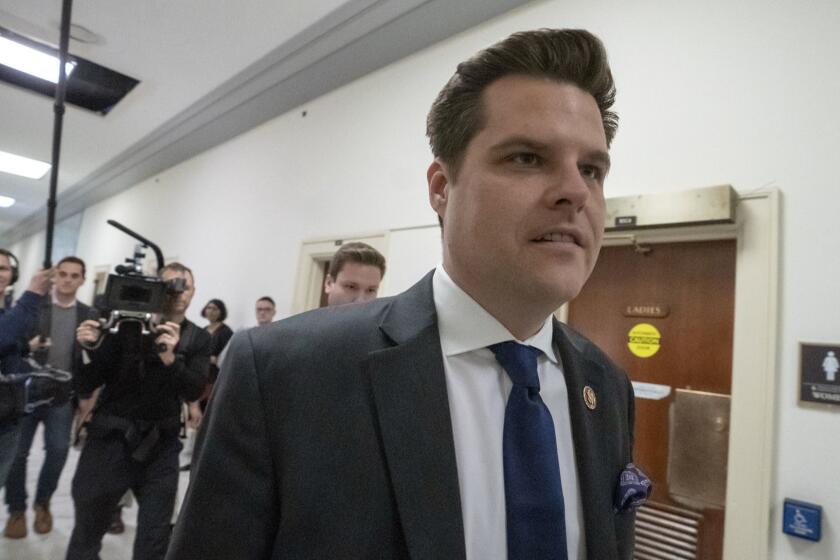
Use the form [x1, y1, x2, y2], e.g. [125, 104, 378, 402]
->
[29, 335, 52, 353]
[77, 393, 99, 423]
[155, 321, 181, 366]
[27, 267, 55, 296]
[76, 320, 103, 345]
[187, 401, 203, 430]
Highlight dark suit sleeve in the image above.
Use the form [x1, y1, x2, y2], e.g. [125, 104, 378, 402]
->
[0, 291, 41, 351]
[167, 330, 279, 560]
[22, 300, 45, 360]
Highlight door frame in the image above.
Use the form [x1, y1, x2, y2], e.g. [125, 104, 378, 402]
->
[558, 188, 779, 559]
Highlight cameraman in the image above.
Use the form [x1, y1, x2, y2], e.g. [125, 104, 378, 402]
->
[67, 262, 210, 560]
[0, 249, 53, 487]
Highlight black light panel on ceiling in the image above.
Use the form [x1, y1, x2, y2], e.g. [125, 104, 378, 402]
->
[0, 26, 139, 115]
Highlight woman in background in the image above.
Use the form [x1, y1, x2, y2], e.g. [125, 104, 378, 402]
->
[201, 298, 233, 386]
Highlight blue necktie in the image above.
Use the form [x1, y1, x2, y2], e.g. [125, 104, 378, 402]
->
[489, 341, 568, 560]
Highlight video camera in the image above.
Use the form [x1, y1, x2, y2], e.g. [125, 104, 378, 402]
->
[96, 220, 185, 339]
[0, 362, 72, 423]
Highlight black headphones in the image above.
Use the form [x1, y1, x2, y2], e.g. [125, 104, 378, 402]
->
[0, 248, 20, 285]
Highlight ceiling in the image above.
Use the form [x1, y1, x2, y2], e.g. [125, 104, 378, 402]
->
[0, 0, 530, 245]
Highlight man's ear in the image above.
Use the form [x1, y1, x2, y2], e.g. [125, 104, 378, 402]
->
[427, 159, 451, 221]
[324, 274, 335, 293]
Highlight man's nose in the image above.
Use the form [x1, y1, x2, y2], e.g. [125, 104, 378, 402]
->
[543, 162, 591, 211]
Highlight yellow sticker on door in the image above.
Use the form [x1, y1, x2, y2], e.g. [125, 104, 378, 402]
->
[628, 323, 661, 358]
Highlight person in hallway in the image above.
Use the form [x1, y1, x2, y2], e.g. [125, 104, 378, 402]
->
[323, 242, 386, 306]
[201, 299, 234, 385]
[1, 249, 54, 490]
[4, 257, 92, 539]
[254, 296, 276, 326]
[169, 29, 646, 560]
[68, 262, 210, 560]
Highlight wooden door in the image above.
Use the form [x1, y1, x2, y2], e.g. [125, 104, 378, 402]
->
[567, 240, 736, 560]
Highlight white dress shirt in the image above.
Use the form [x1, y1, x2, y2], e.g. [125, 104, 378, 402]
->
[432, 265, 585, 560]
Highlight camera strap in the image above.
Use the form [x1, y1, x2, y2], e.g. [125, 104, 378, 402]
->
[88, 413, 180, 462]
[174, 319, 195, 358]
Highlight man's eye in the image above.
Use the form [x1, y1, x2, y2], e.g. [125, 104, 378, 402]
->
[580, 164, 604, 181]
[508, 152, 541, 166]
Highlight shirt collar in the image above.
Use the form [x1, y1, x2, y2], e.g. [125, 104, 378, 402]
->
[51, 291, 77, 309]
[432, 264, 557, 363]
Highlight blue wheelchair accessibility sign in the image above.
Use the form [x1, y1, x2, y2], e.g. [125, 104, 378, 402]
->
[783, 499, 821, 542]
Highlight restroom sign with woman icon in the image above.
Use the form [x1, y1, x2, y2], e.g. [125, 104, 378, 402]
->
[800, 342, 840, 406]
[823, 351, 839, 381]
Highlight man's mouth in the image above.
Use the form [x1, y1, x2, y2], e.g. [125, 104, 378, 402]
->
[533, 231, 582, 247]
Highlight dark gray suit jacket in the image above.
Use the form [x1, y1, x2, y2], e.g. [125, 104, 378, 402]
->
[27, 296, 94, 372]
[168, 272, 635, 559]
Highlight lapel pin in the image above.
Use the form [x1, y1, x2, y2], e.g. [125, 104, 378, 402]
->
[583, 386, 597, 410]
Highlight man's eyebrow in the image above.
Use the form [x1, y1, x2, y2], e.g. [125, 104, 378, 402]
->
[489, 137, 549, 153]
[586, 150, 612, 172]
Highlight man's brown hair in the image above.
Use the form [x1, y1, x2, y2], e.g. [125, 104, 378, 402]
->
[57, 256, 86, 277]
[426, 28, 618, 178]
[160, 262, 194, 283]
[328, 242, 386, 279]
[257, 296, 275, 307]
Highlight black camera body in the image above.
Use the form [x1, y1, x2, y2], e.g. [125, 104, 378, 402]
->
[101, 279, 166, 336]
[91, 221, 184, 340]
[105, 273, 169, 315]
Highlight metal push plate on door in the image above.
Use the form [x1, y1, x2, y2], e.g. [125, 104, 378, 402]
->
[667, 389, 731, 509]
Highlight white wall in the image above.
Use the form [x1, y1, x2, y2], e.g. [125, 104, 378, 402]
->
[9, 229, 45, 295]
[383, 226, 443, 296]
[9, 0, 840, 557]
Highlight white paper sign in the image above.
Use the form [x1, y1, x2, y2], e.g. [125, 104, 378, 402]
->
[632, 381, 672, 400]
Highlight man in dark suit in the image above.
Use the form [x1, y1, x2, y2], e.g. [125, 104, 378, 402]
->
[169, 28, 639, 559]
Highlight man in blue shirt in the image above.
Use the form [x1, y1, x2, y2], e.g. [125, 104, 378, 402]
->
[4, 256, 92, 539]
[0, 249, 53, 489]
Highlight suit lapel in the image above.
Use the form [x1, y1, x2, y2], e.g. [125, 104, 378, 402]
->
[364, 272, 465, 560]
[554, 321, 619, 559]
